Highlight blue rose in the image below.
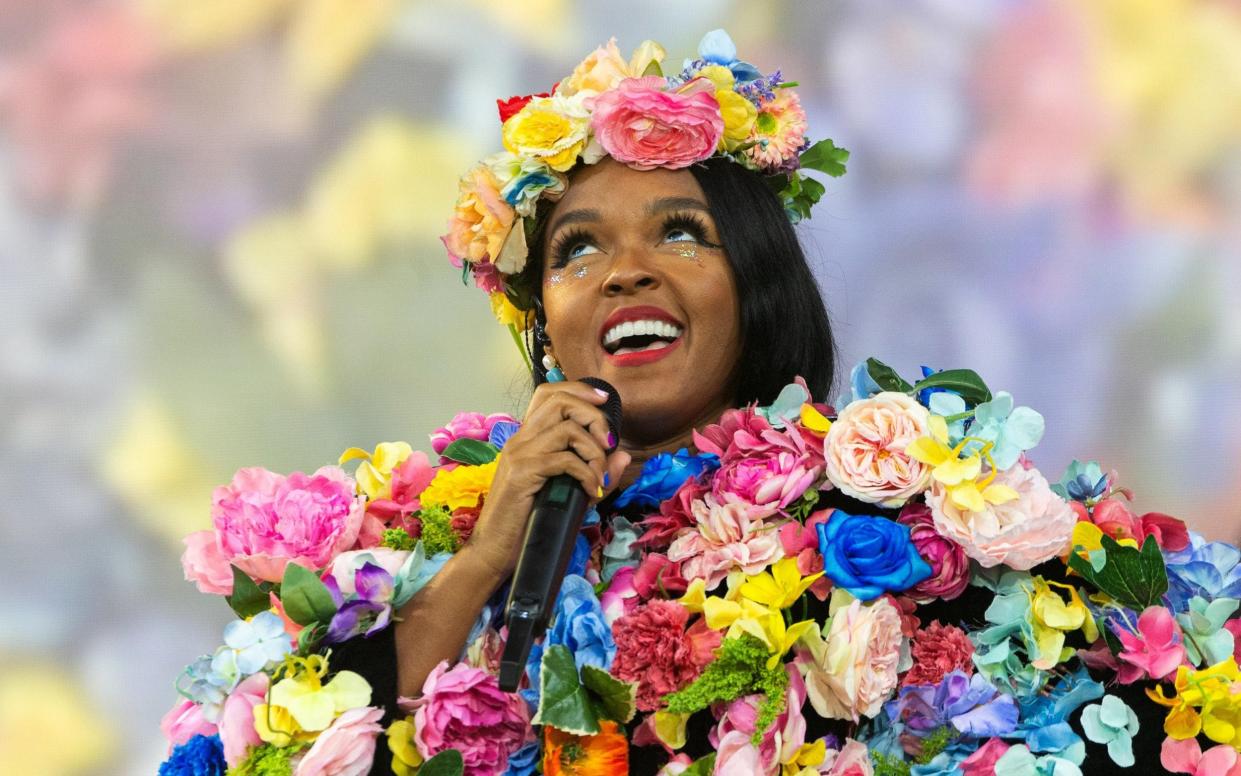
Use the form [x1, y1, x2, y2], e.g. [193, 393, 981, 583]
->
[504, 740, 542, 775]
[613, 448, 719, 509]
[159, 734, 226, 776]
[546, 574, 615, 673]
[817, 511, 932, 601]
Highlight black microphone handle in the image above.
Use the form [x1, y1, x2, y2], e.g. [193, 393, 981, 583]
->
[498, 473, 591, 691]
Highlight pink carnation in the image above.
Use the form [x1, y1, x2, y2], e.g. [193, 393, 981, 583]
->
[1116, 606, 1186, 683]
[589, 76, 723, 170]
[430, 412, 518, 462]
[902, 621, 974, 687]
[208, 466, 364, 582]
[408, 661, 532, 776]
[694, 407, 824, 513]
[927, 464, 1075, 570]
[666, 496, 784, 590]
[219, 673, 268, 768]
[181, 530, 235, 595]
[800, 597, 903, 722]
[610, 600, 721, 711]
[160, 699, 217, 751]
[293, 706, 384, 776]
[896, 503, 969, 601]
[823, 392, 932, 507]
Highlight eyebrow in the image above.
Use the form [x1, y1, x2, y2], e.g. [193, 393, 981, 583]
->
[547, 197, 711, 237]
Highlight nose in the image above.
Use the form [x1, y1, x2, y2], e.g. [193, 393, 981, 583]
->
[602, 244, 661, 296]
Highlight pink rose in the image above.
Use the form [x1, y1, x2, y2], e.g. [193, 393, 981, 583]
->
[181, 530, 234, 595]
[821, 738, 875, 776]
[160, 699, 218, 751]
[800, 597, 903, 722]
[896, 503, 969, 601]
[293, 706, 384, 776]
[823, 392, 932, 507]
[589, 76, 723, 170]
[927, 464, 1075, 570]
[1116, 606, 1186, 683]
[710, 666, 807, 775]
[960, 737, 1011, 776]
[407, 661, 532, 776]
[694, 407, 824, 513]
[610, 600, 721, 711]
[666, 496, 784, 590]
[219, 672, 268, 767]
[430, 412, 517, 462]
[210, 466, 364, 582]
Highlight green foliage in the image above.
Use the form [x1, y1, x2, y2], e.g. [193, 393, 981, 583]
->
[532, 645, 638, 735]
[799, 138, 850, 177]
[910, 368, 992, 406]
[682, 753, 717, 776]
[662, 635, 789, 745]
[380, 527, 417, 551]
[280, 562, 338, 627]
[786, 488, 821, 521]
[873, 752, 911, 776]
[917, 727, 957, 764]
[419, 749, 465, 776]
[418, 505, 461, 556]
[226, 565, 271, 619]
[227, 743, 306, 776]
[439, 438, 498, 465]
[1067, 535, 1169, 611]
[866, 358, 914, 393]
[581, 663, 636, 724]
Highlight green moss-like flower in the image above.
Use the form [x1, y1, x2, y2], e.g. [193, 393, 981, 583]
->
[227, 743, 306, 776]
[380, 527, 417, 551]
[916, 726, 956, 765]
[872, 753, 911, 776]
[418, 505, 460, 555]
[662, 635, 789, 745]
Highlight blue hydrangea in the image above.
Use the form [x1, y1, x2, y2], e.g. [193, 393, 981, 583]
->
[158, 734, 226, 776]
[546, 574, 615, 673]
[1164, 531, 1241, 608]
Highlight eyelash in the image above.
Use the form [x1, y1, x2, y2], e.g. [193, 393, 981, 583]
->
[549, 212, 718, 268]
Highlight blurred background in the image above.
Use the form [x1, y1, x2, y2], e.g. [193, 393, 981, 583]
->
[2, 0, 1238, 772]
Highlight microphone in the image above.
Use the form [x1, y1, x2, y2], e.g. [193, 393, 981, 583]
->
[498, 377, 622, 692]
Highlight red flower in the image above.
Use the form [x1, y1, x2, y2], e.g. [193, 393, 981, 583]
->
[631, 553, 687, 599]
[901, 621, 975, 687]
[610, 600, 721, 711]
[634, 476, 708, 550]
[496, 89, 553, 123]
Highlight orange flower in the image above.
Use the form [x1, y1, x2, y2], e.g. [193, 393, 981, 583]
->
[542, 720, 629, 776]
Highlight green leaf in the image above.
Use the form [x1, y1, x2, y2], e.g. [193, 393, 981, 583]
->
[581, 664, 636, 724]
[866, 357, 914, 393]
[280, 562, 338, 627]
[683, 753, 717, 776]
[419, 749, 464, 776]
[641, 59, 664, 77]
[799, 138, 850, 177]
[531, 645, 600, 735]
[440, 438, 498, 466]
[910, 368, 993, 405]
[296, 621, 327, 653]
[1067, 535, 1169, 611]
[226, 565, 270, 619]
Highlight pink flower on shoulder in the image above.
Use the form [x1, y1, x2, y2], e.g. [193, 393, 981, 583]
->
[430, 412, 517, 463]
[694, 407, 824, 513]
[589, 76, 723, 170]
[1115, 606, 1186, 683]
[293, 706, 384, 776]
[666, 496, 783, 589]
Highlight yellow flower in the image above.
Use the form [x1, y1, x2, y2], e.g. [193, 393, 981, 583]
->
[559, 37, 665, 96]
[490, 292, 533, 330]
[702, 592, 815, 670]
[1147, 658, 1241, 746]
[739, 557, 824, 611]
[1027, 577, 1096, 669]
[267, 655, 372, 734]
[419, 459, 500, 511]
[906, 415, 1019, 513]
[678, 577, 709, 614]
[716, 89, 758, 152]
[502, 95, 594, 172]
[254, 702, 315, 748]
[386, 717, 422, 776]
[338, 441, 413, 499]
[782, 738, 827, 776]
[799, 403, 832, 436]
[652, 710, 689, 749]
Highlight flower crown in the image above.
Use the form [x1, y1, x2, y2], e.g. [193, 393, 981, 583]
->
[442, 29, 849, 338]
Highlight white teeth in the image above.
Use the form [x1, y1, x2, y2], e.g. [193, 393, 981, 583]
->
[602, 319, 685, 347]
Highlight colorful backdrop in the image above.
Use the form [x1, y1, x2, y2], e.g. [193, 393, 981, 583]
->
[2, 0, 1239, 772]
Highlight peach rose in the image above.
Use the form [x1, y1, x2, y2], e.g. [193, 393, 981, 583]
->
[926, 464, 1075, 570]
[443, 162, 514, 268]
[824, 392, 933, 507]
[799, 596, 903, 722]
[559, 38, 665, 97]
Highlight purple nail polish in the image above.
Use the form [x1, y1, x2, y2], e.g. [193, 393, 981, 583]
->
[606, 432, 616, 448]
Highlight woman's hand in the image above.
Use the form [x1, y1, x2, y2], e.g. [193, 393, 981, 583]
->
[469, 381, 632, 580]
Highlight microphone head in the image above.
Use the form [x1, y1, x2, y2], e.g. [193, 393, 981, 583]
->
[578, 377, 622, 452]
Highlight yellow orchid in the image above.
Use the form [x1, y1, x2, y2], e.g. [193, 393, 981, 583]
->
[652, 710, 689, 749]
[266, 655, 372, 734]
[1147, 658, 1241, 745]
[739, 558, 824, 611]
[254, 701, 315, 748]
[906, 415, 1018, 513]
[702, 593, 815, 670]
[1066, 521, 1139, 577]
[798, 403, 832, 436]
[386, 716, 422, 776]
[338, 441, 413, 500]
[782, 739, 827, 776]
[678, 578, 708, 614]
[1027, 577, 1097, 669]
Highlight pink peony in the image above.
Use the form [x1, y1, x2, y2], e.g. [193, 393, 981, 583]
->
[407, 661, 532, 776]
[710, 665, 807, 775]
[927, 464, 1075, 570]
[694, 407, 824, 513]
[181, 530, 235, 595]
[219, 672, 268, 767]
[430, 412, 517, 462]
[896, 503, 970, 601]
[209, 466, 364, 582]
[778, 510, 833, 601]
[821, 738, 875, 776]
[1162, 736, 1241, 776]
[160, 699, 217, 751]
[1116, 606, 1186, 683]
[610, 600, 721, 711]
[666, 496, 784, 590]
[902, 621, 974, 687]
[960, 737, 1011, 776]
[293, 706, 384, 776]
[589, 76, 723, 170]
[823, 392, 932, 507]
[800, 597, 903, 722]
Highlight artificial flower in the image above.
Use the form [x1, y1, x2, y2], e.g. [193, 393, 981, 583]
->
[324, 562, 395, 644]
[559, 37, 663, 97]
[218, 672, 267, 768]
[543, 719, 628, 776]
[1176, 596, 1239, 667]
[818, 738, 874, 776]
[992, 744, 1082, 776]
[816, 510, 932, 601]
[484, 150, 568, 218]
[906, 415, 1018, 513]
[337, 441, 413, 500]
[1027, 577, 1096, 670]
[1115, 606, 1186, 683]
[702, 592, 816, 670]
[799, 595, 903, 721]
[744, 89, 809, 173]
[546, 575, 616, 673]
[714, 85, 757, 152]
[497, 90, 552, 123]
[220, 611, 293, 676]
[666, 495, 784, 590]
[418, 460, 499, 512]
[265, 655, 371, 735]
[158, 734, 226, 776]
[710, 665, 809, 775]
[1080, 695, 1139, 768]
[1161, 737, 1241, 776]
[694, 406, 825, 513]
[386, 717, 422, 776]
[293, 706, 384, 776]
[442, 162, 515, 267]
[896, 503, 970, 601]
[590, 76, 724, 170]
[181, 530, 235, 595]
[739, 556, 824, 611]
[823, 391, 933, 507]
[160, 699, 218, 750]
[960, 391, 1044, 471]
[502, 93, 597, 172]
[777, 510, 833, 601]
[1146, 658, 1241, 744]
[960, 738, 1011, 776]
[613, 448, 719, 509]
[902, 621, 975, 687]
[888, 670, 1019, 739]
[430, 411, 517, 460]
[610, 599, 720, 711]
[1164, 531, 1241, 608]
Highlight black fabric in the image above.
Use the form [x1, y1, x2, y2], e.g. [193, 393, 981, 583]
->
[329, 627, 399, 775]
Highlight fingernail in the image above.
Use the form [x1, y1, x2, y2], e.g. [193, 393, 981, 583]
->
[606, 432, 616, 447]
[596, 486, 604, 498]
[603, 472, 611, 488]
[593, 388, 608, 398]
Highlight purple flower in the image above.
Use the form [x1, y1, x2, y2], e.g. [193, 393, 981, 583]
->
[324, 562, 394, 643]
[888, 671, 1018, 739]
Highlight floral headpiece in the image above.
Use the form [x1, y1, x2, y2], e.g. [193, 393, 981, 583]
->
[442, 30, 849, 338]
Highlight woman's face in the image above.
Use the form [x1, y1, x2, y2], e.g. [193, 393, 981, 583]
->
[540, 158, 742, 443]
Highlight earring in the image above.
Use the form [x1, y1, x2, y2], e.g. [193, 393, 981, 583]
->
[542, 351, 565, 382]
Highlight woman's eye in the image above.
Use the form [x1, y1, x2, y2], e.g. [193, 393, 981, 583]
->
[568, 242, 600, 259]
[664, 228, 698, 243]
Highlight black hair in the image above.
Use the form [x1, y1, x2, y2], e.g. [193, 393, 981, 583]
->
[522, 156, 837, 406]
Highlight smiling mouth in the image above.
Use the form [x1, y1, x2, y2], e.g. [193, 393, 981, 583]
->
[600, 319, 684, 356]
